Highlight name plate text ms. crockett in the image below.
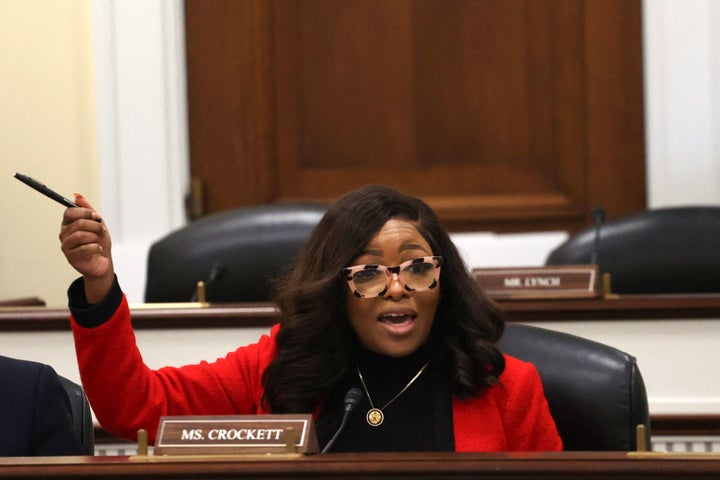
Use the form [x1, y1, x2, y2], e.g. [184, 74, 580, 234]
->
[154, 415, 319, 455]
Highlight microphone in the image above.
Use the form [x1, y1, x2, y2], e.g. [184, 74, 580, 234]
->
[320, 387, 364, 454]
[191, 262, 226, 301]
[590, 206, 606, 265]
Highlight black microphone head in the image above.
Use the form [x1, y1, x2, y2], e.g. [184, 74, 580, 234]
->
[344, 387, 364, 413]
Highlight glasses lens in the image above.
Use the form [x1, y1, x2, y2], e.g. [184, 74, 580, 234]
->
[352, 267, 387, 296]
[400, 260, 437, 290]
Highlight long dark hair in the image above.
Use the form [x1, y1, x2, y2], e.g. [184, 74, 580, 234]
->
[262, 185, 505, 412]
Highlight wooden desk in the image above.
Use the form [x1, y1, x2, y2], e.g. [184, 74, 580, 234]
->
[1, 452, 720, 479]
[3, 293, 720, 331]
[0, 303, 279, 331]
[496, 293, 720, 322]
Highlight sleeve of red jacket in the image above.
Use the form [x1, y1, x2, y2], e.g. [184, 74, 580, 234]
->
[69, 278, 277, 442]
[501, 356, 563, 451]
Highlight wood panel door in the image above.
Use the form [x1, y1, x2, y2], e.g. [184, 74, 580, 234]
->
[185, 0, 645, 232]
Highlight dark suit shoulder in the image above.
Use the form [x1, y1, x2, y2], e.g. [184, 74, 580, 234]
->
[0, 356, 84, 456]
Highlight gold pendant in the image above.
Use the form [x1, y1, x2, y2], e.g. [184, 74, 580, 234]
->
[366, 408, 384, 427]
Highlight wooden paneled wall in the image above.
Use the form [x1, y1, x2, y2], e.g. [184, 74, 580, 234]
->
[185, 0, 645, 233]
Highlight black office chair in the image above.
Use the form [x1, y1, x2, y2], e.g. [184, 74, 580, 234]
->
[145, 203, 328, 303]
[58, 376, 94, 455]
[497, 323, 650, 451]
[545, 206, 720, 294]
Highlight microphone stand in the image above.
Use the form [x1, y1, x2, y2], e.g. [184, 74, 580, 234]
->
[321, 387, 363, 453]
[191, 262, 226, 302]
[590, 205, 605, 265]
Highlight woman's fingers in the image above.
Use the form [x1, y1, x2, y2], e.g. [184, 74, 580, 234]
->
[61, 228, 102, 252]
[59, 193, 112, 279]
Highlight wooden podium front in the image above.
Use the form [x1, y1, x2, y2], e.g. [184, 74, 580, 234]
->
[1, 452, 720, 479]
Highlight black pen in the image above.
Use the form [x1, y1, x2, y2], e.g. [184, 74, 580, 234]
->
[14, 172, 102, 222]
[14, 172, 79, 208]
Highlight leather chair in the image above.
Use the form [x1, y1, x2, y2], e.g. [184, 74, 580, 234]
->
[497, 323, 650, 451]
[145, 203, 328, 303]
[58, 376, 94, 455]
[545, 206, 720, 294]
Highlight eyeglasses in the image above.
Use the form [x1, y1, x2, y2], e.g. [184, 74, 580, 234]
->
[341, 256, 443, 298]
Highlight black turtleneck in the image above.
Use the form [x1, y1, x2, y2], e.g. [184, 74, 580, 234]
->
[316, 339, 454, 452]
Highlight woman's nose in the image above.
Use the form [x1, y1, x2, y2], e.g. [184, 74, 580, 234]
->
[384, 273, 407, 299]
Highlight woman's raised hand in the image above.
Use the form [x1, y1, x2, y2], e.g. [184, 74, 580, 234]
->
[59, 193, 114, 303]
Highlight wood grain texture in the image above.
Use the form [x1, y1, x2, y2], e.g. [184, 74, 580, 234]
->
[185, 0, 646, 233]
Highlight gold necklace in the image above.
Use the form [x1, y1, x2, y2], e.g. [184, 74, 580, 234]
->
[356, 361, 430, 427]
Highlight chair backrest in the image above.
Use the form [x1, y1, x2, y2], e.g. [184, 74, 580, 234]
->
[58, 376, 94, 455]
[497, 323, 650, 451]
[545, 206, 720, 294]
[145, 203, 328, 303]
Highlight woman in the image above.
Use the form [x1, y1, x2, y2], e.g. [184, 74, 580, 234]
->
[60, 184, 561, 452]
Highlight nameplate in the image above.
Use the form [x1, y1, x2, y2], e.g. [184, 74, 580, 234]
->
[154, 415, 319, 456]
[473, 265, 600, 299]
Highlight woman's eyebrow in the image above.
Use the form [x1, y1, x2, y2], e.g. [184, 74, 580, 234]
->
[399, 243, 428, 253]
[359, 243, 428, 259]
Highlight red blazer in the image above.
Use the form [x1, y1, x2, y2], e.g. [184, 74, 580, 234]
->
[71, 295, 562, 451]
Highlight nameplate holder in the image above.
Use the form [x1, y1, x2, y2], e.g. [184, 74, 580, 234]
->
[473, 264, 600, 300]
[153, 414, 318, 456]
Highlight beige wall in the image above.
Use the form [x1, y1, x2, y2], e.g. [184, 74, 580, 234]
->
[0, 0, 98, 307]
